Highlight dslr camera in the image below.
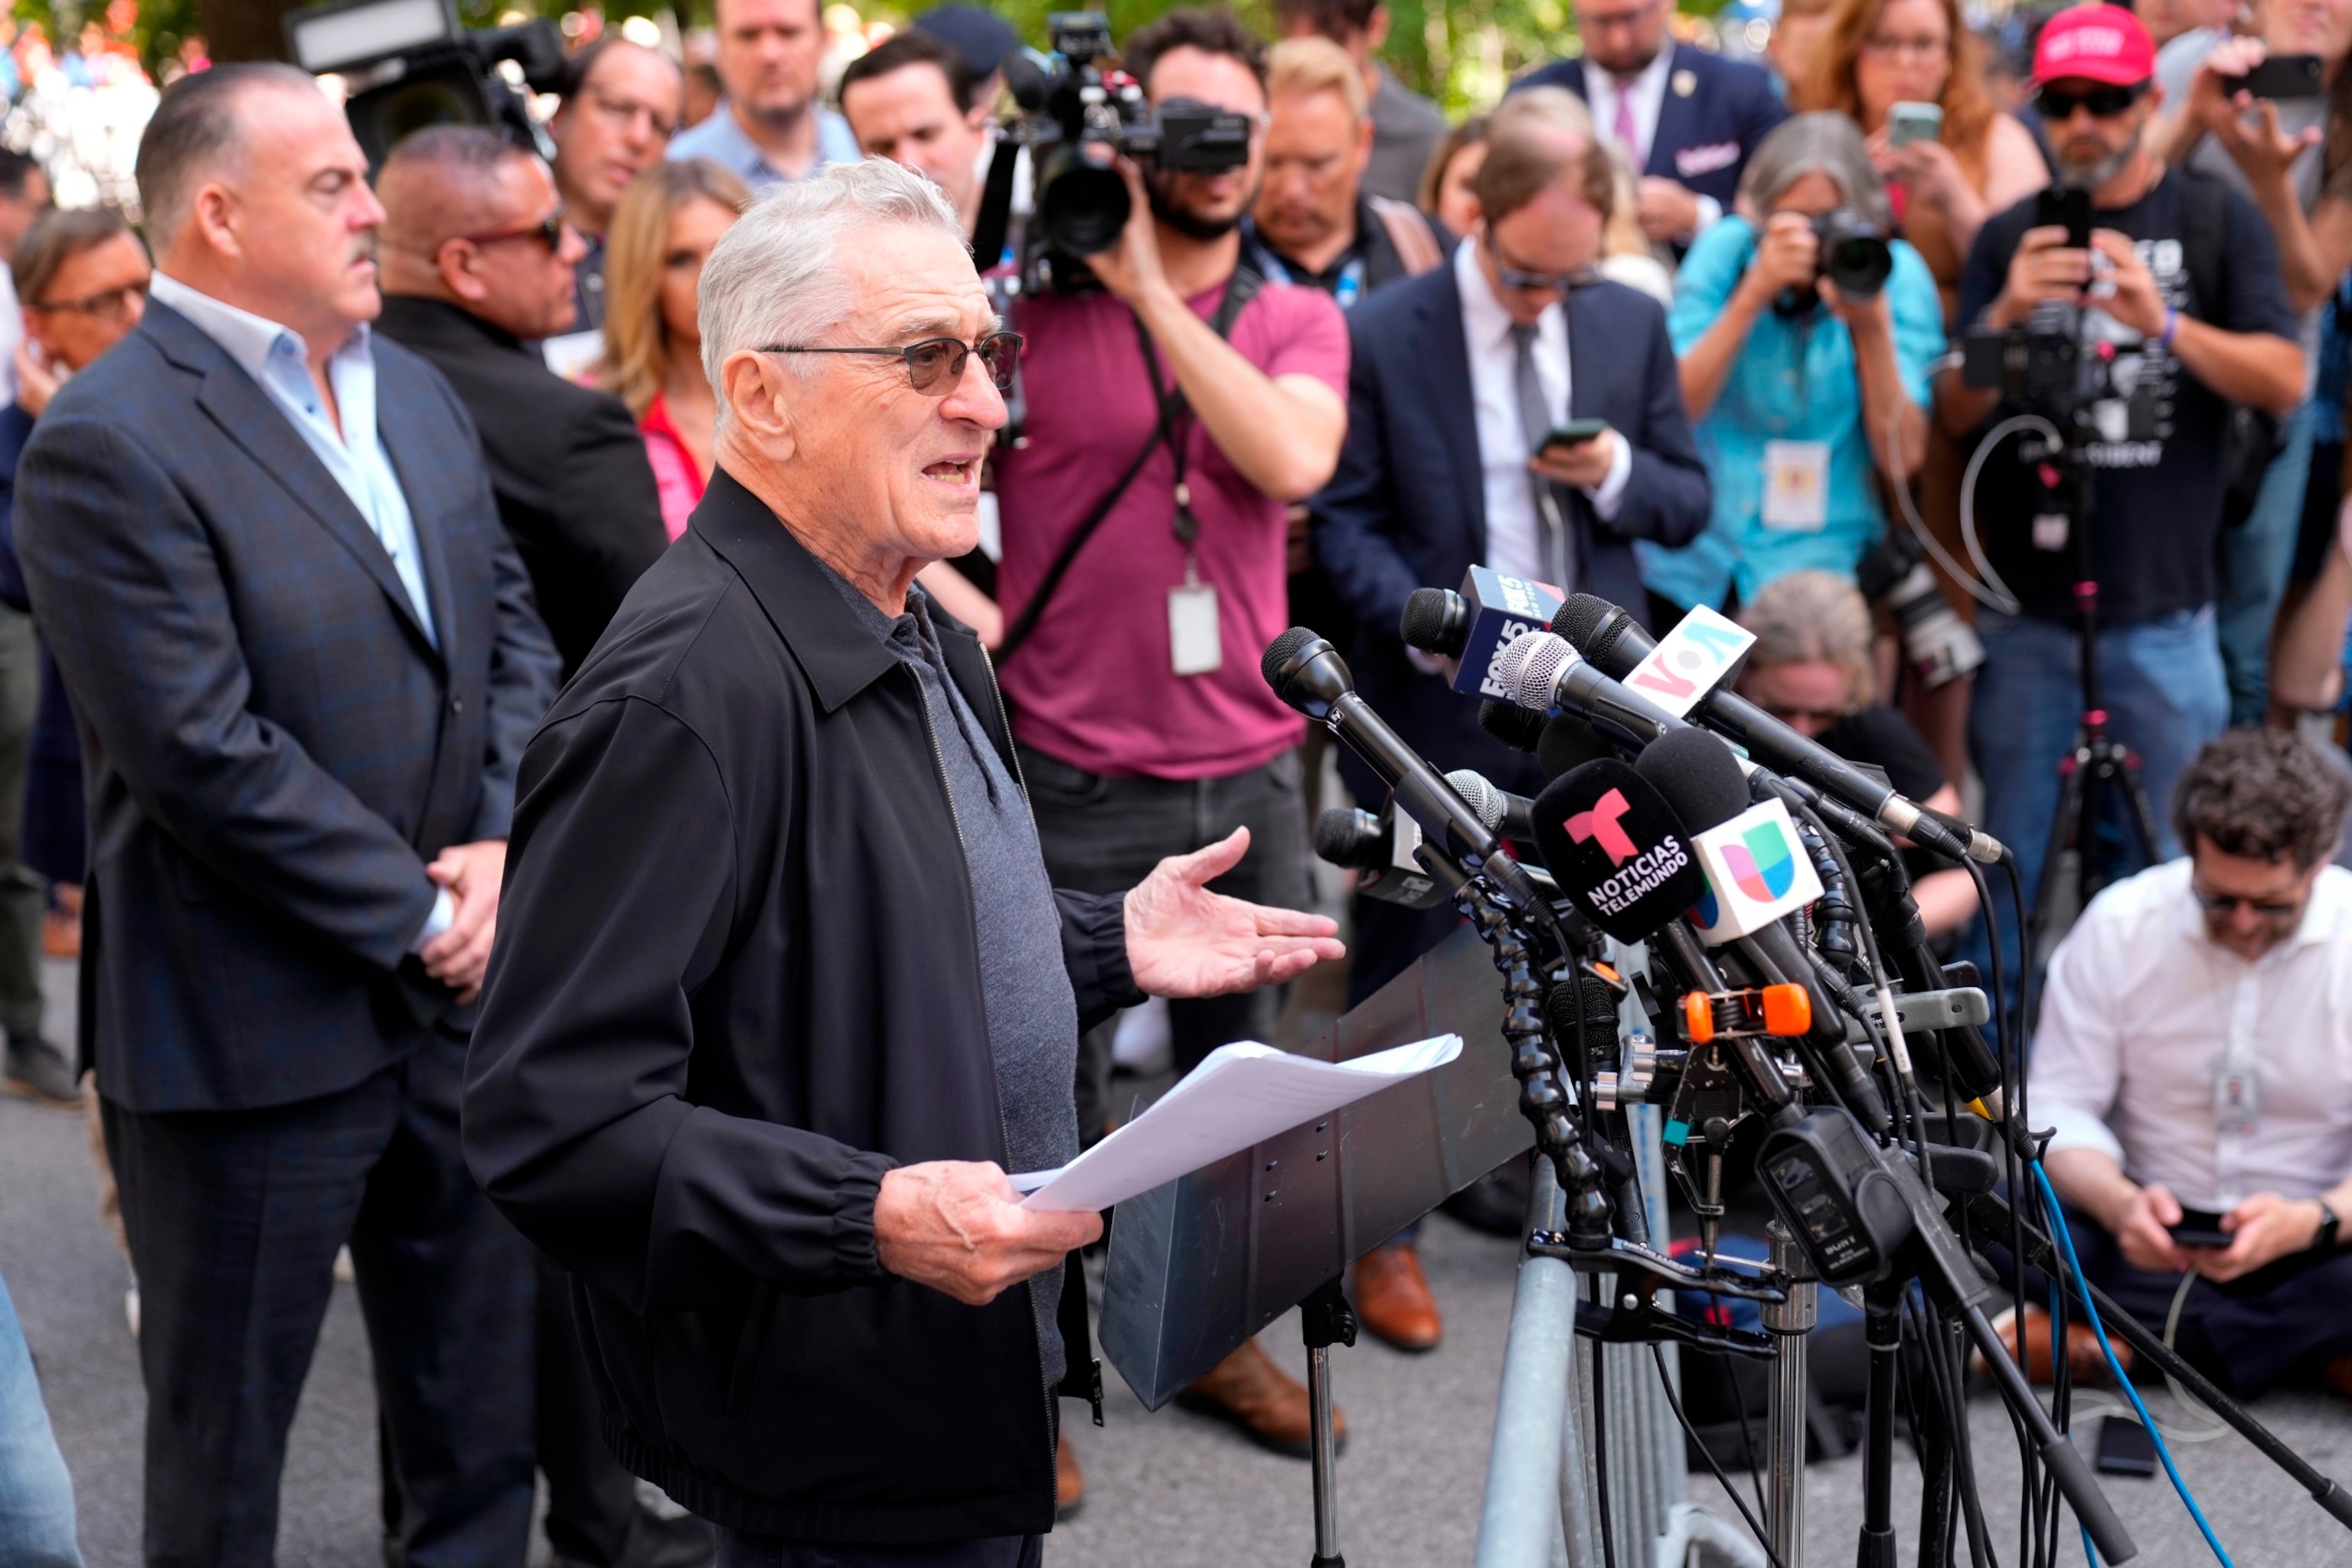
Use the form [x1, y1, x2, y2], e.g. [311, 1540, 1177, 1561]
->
[1003, 12, 1253, 292]
[1776, 208, 1892, 315]
[284, 0, 565, 169]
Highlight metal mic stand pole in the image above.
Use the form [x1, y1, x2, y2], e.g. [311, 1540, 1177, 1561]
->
[1856, 1282, 1901, 1568]
[1300, 1277, 1355, 1568]
[1762, 1223, 1816, 1566]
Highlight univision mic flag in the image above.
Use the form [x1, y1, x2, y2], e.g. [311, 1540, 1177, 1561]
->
[1687, 797, 1824, 945]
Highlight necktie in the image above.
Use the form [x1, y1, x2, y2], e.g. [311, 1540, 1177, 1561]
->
[1612, 74, 1643, 164]
[1511, 321, 1573, 590]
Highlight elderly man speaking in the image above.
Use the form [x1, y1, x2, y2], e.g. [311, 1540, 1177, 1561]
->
[463, 158, 1343, 1566]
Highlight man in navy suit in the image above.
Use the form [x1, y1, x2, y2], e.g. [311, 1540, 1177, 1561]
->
[1514, 0, 1786, 251]
[16, 64, 560, 1566]
[1314, 87, 1710, 987]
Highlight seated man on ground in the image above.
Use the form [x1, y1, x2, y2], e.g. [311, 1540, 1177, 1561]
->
[2029, 725, 2352, 1396]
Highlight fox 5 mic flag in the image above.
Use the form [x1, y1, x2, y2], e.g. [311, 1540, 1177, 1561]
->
[1687, 796, 1824, 945]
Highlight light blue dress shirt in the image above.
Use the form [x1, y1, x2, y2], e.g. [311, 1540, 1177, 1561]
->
[1639, 219, 1946, 612]
[149, 273, 438, 648]
[666, 100, 861, 194]
[149, 273, 453, 947]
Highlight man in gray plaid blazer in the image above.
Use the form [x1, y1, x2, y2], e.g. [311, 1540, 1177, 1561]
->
[16, 64, 560, 1566]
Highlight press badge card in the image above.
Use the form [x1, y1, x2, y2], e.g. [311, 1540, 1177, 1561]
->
[1169, 582, 1223, 675]
[1761, 439, 1831, 532]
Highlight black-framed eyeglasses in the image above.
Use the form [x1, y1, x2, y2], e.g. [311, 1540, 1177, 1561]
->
[2191, 885, 2303, 920]
[2034, 81, 2148, 122]
[459, 208, 568, 253]
[26, 278, 148, 322]
[760, 331, 1024, 393]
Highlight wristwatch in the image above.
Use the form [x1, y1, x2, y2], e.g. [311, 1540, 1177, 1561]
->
[2314, 1199, 2341, 1254]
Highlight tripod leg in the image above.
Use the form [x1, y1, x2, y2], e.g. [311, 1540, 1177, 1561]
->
[1857, 1285, 1901, 1568]
[1300, 1278, 1354, 1568]
[2027, 743, 2089, 970]
[1761, 1223, 1816, 1566]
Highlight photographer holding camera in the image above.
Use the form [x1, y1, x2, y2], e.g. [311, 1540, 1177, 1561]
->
[1939, 5, 2302, 970]
[990, 8, 1348, 1475]
[1644, 112, 1942, 622]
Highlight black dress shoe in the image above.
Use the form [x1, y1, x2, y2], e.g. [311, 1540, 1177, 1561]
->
[1442, 1154, 1533, 1236]
[621, 1510, 717, 1568]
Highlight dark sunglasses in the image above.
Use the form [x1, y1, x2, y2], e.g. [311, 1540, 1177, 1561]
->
[1485, 225, 1599, 296]
[459, 208, 567, 253]
[2191, 886, 2302, 920]
[2035, 81, 2148, 122]
[760, 331, 1024, 393]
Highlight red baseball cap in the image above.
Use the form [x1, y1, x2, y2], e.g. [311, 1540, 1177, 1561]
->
[2033, 5, 2157, 87]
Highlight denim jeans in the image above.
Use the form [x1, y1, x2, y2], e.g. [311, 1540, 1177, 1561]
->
[0, 1267, 81, 1568]
[2219, 399, 2319, 726]
[1961, 606, 2229, 1024]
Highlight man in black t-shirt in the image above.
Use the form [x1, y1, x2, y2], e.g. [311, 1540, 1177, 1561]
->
[1936, 5, 2301, 985]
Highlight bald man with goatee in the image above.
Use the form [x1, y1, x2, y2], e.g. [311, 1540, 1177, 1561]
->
[376, 126, 668, 676]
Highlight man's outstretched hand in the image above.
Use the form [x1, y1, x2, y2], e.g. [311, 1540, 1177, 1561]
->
[1125, 828, 1345, 999]
[874, 1161, 1101, 1305]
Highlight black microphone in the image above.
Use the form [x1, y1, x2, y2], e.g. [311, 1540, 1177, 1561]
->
[1446, 768, 1536, 843]
[1491, 629, 1687, 750]
[1636, 729, 1891, 1135]
[1265, 630, 1554, 924]
[1313, 804, 1448, 909]
[1552, 595, 2004, 867]
[1537, 712, 1624, 780]
[1398, 568, 1563, 698]
[1478, 698, 1549, 753]
[1528, 760, 1709, 943]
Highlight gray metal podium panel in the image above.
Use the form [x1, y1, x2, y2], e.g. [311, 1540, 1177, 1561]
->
[1100, 924, 1531, 1409]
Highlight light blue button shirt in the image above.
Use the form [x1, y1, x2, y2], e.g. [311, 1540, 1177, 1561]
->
[666, 99, 861, 194]
[149, 272, 437, 648]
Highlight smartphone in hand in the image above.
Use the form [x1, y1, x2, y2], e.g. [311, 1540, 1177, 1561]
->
[2034, 185, 2093, 250]
[1889, 101, 1944, 147]
[2167, 1207, 2233, 1250]
[1536, 418, 1609, 456]
[2231, 53, 2324, 99]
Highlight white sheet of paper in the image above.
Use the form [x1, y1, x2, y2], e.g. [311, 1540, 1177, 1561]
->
[1014, 1034, 1463, 1212]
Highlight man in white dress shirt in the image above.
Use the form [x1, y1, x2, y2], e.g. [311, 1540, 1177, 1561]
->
[2033, 726, 2352, 1396]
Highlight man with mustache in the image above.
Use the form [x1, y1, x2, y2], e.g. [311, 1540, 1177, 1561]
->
[15, 64, 560, 1563]
[1938, 4, 2303, 1008]
[988, 8, 1349, 1500]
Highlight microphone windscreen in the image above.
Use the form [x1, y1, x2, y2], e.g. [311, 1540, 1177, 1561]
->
[1400, 588, 1465, 656]
[1494, 629, 1575, 712]
[1261, 626, 1319, 691]
[1446, 769, 1506, 835]
[1635, 727, 1752, 836]
[1537, 714, 1618, 780]
[1530, 759, 1707, 942]
[1479, 699, 1548, 753]
[1314, 806, 1384, 871]
[1551, 593, 1624, 655]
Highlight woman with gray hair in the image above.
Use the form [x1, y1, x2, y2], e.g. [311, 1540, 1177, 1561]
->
[1734, 568, 1979, 936]
[1641, 112, 1946, 622]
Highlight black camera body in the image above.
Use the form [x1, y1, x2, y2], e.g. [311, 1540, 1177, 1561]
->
[1004, 11, 1253, 292]
[1775, 207, 1893, 315]
[284, 0, 564, 170]
[1962, 301, 2167, 452]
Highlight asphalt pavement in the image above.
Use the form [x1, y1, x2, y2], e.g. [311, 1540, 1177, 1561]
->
[8, 954, 2352, 1566]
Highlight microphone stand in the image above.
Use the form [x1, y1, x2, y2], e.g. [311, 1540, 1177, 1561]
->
[1298, 1277, 1356, 1568]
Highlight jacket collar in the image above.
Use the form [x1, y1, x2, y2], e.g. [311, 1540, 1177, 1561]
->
[690, 467, 906, 714]
[375, 293, 529, 358]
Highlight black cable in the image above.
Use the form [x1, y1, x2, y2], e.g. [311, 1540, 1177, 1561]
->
[1652, 1342, 1787, 1568]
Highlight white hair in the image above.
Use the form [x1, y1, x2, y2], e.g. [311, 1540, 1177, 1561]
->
[698, 158, 966, 429]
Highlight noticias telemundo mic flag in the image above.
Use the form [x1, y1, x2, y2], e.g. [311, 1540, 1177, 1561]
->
[1687, 797, 1824, 946]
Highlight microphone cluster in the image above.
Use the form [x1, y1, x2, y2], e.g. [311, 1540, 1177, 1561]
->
[1264, 583, 2139, 1566]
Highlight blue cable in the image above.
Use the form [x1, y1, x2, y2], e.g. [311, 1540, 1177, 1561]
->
[2031, 1161, 2236, 1568]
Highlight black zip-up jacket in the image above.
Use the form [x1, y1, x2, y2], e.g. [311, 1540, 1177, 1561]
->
[462, 470, 1142, 1541]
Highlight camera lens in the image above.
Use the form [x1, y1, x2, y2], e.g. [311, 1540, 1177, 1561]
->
[1035, 147, 1131, 256]
[1826, 234, 1893, 299]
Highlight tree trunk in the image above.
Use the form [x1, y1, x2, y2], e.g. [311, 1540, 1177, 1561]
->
[201, 0, 298, 63]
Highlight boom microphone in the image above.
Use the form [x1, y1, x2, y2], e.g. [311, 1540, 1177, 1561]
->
[1551, 595, 2005, 867]
[1491, 630, 1687, 750]
[1398, 567, 1564, 698]
[1528, 760, 1709, 942]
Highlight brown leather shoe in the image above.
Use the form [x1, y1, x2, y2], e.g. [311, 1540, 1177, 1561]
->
[1352, 1240, 1442, 1352]
[1054, 1436, 1083, 1521]
[1980, 1305, 2131, 1386]
[1174, 1338, 1344, 1459]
